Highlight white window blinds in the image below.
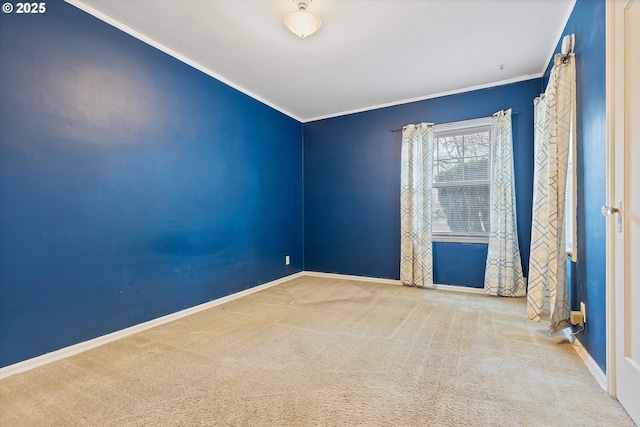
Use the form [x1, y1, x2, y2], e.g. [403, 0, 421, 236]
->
[432, 120, 492, 243]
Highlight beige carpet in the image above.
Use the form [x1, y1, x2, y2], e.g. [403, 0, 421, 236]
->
[0, 275, 635, 426]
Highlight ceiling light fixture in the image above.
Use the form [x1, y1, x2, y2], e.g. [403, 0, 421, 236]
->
[284, 0, 322, 39]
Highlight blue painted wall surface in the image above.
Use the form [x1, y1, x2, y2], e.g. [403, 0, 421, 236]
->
[304, 80, 541, 285]
[545, 0, 607, 372]
[0, 1, 303, 367]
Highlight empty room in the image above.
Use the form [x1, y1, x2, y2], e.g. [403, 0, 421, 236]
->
[1, 0, 638, 425]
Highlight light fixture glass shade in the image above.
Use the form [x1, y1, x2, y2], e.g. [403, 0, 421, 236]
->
[284, 10, 322, 38]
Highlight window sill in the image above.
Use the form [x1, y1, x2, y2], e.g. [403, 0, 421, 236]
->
[432, 235, 489, 244]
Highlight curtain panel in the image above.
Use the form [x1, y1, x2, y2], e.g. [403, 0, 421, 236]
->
[527, 53, 576, 334]
[400, 123, 435, 287]
[484, 109, 526, 297]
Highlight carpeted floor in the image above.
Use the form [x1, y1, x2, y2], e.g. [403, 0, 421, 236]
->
[0, 275, 635, 426]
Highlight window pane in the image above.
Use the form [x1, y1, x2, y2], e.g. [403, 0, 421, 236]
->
[435, 135, 464, 181]
[432, 185, 490, 234]
[432, 127, 491, 239]
[434, 131, 490, 183]
[462, 132, 490, 180]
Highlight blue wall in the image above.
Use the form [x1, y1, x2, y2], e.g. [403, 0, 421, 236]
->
[0, 0, 303, 367]
[546, 0, 607, 372]
[1, 0, 604, 372]
[304, 80, 541, 285]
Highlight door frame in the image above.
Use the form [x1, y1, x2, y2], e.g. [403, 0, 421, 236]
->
[605, 0, 633, 400]
[605, 0, 618, 399]
[605, 0, 615, 398]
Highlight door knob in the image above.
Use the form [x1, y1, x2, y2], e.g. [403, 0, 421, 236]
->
[602, 202, 622, 233]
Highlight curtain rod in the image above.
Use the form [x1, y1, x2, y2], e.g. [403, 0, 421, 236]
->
[390, 111, 520, 133]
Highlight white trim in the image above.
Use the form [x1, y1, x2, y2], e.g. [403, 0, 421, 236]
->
[302, 271, 486, 294]
[563, 328, 608, 392]
[0, 270, 490, 379]
[434, 116, 493, 134]
[65, 1, 544, 125]
[303, 74, 542, 123]
[431, 283, 486, 295]
[432, 236, 489, 244]
[541, 0, 577, 75]
[64, 0, 303, 123]
[604, 0, 616, 398]
[303, 271, 402, 286]
[0, 272, 304, 380]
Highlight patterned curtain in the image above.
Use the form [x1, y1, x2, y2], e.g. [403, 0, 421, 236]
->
[484, 109, 526, 297]
[527, 53, 575, 334]
[400, 123, 435, 287]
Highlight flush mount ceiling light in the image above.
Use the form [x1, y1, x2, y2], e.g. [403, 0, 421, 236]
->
[284, 0, 322, 39]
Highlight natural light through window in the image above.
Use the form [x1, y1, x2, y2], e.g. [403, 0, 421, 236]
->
[432, 119, 492, 243]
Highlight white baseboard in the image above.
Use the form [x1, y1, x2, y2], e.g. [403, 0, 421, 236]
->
[303, 271, 402, 286]
[0, 271, 304, 380]
[0, 270, 488, 379]
[430, 283, 486, 294]
[302, 271, 486, 294]
[563, 328, 608, 392]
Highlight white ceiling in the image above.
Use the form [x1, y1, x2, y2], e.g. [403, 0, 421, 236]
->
[68, 0, 575, 122]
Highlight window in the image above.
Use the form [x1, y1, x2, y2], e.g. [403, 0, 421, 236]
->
[565, 112, 577, 261]
[432, 118, 492, 243]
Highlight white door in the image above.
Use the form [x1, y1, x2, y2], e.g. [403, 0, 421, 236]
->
[607, 0, 640, 424]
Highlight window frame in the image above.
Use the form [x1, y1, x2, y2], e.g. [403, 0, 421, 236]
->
[431, 117, 493, 244]
[565, 113, 577, 262]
